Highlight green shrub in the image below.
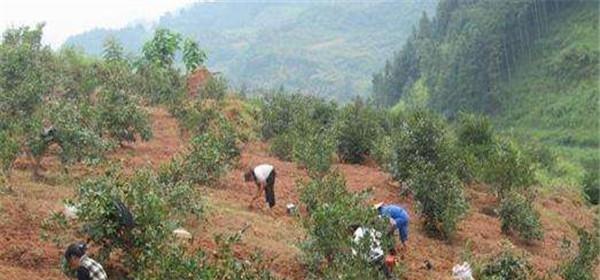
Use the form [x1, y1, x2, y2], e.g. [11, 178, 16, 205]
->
[32, 101, 106, 167]
[457, 112, 494, 147]
[410, 164, 468, 239]
[270, 132, 294, 161]
[260, 92, 336, 140]
[371, 134, 393, 170]
[390, 109, 453, 182]
[299, 172, 392, 278]
[73, 168, 201, 270]
[389, 109, 468, 239]
[198, 76, 228, 101]
[478, 243, 533, 280]
[484, 139, 537, 199]
[499, 192, 543, 242]
[335, 99, 380, 164]
[0, 130, 20, 177]
[582, 170, 599, 205]
[292, 126, 336, 177]
[96, 89, 152, 145]
[180, 132, 233, 186]
[560, 227, 600, 280]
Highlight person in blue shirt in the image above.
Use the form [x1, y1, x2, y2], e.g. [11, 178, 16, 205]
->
[375, 202, 410, 247]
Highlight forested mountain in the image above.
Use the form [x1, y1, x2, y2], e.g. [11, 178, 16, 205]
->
[64, 1, 436, 101]
[373, 0, 599, 168]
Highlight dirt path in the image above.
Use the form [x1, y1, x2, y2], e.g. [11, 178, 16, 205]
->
[0, 107, 597, 279]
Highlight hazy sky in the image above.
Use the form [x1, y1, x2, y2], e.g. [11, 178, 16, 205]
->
[0, 0, 199, 48]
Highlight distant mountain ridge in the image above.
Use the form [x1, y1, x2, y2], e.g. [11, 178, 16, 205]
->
[64, 1, 437, 101]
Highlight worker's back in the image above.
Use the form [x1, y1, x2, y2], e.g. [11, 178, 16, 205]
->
[380, 205, 409, 222]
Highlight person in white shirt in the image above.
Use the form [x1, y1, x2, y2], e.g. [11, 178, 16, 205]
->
[244, 164, 276, 209]
[349, 224, 392, 278]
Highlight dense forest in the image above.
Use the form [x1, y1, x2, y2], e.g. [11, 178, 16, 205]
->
[372, 0, 599, 183]
[65, 1, 436, 101]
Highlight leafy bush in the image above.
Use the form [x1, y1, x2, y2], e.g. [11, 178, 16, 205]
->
[484, 139, 537, 199]
[96, 89, 152, 145]
[26, 101, 106, 175]
[180, 133, 229, 186]
[457, 112, 494, 147]
[291, 125, 336, 177]
[478, 243, 533, 280]
[498, 192, 543, 242]
[0, 24, 54, 122]
[72, 168, 202, 270]
[390, 109, 453, 182]
[179, 120, 239, 186]
[182, 37, 206, 73]
[389, 109, 467, 239]
[410, 164, 468, 239]
[134, 61, 184, 105]
[198, 76, 228, 101]
[270, 132, 294, 161]
[0, 130, 20, 177]
[335, 99, 380, 164]
[54, 166, 272, 278]
[559, 227, 600, 280]
[371, 134, 393, 170]
[299, 172, 392, 278]
[582, 170, 599, 205]
[260, 92, 337, 140]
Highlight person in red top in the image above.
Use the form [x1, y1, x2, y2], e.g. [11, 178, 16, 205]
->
[244, 164, 276, 209]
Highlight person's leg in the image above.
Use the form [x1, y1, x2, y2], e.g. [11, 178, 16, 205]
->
[265, 170, 276, 208]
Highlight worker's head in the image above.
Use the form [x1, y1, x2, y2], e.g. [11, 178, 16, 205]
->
[64, 242, 87, 269]
[243, 169, 254, 182]
[373, 202, 384, 212]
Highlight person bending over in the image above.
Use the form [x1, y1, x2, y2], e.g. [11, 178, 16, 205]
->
[244, 164, 276, 209]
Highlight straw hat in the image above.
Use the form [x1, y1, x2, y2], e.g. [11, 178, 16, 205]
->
[373, 202, 384, 210]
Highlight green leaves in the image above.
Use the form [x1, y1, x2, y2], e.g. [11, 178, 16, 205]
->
[142, 28, 181, 68]
[390, 109, 467, 239]
[334, 98, 381, 164]
[499, 192, 543, 242]
[299, 172, 392, 278]
[182, 37, 207, 73]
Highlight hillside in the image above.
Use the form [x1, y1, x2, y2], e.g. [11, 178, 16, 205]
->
[496, 1, 599, 181]
[372, 0, 599, 182]
[1, 107, 597, 279]
[64, 1, 436, 101]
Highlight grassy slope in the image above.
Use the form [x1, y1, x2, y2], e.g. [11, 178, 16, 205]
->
[496, 2, 599, 186]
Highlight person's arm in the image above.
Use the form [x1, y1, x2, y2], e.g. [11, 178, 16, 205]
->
[76, 266, 92, 280]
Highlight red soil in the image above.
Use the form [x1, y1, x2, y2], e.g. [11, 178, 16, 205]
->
[0, 108, 597, 279]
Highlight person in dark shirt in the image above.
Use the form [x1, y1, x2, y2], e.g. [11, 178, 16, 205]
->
[64, 242, 108, 280]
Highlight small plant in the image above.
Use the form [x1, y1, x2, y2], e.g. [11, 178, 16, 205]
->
[582, 170, 599, 205]
[410, 164, 468, 239]
[198, 76, 228, 101]
[478, 242, 533, 280]
[299, 172, 392, 277]
[499, 192, 543, 242]
[0, 130, 20, 177]
[389, 109, 468, 239]
[457, 112, 494, 147]
[96, 89, 152, 145]
[292, 126, 336, 177]
[559, 227, 600, 280]
[335, 99, 380, 164]
[270, 132, 294, 161]
[484, 138, 536, 199]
